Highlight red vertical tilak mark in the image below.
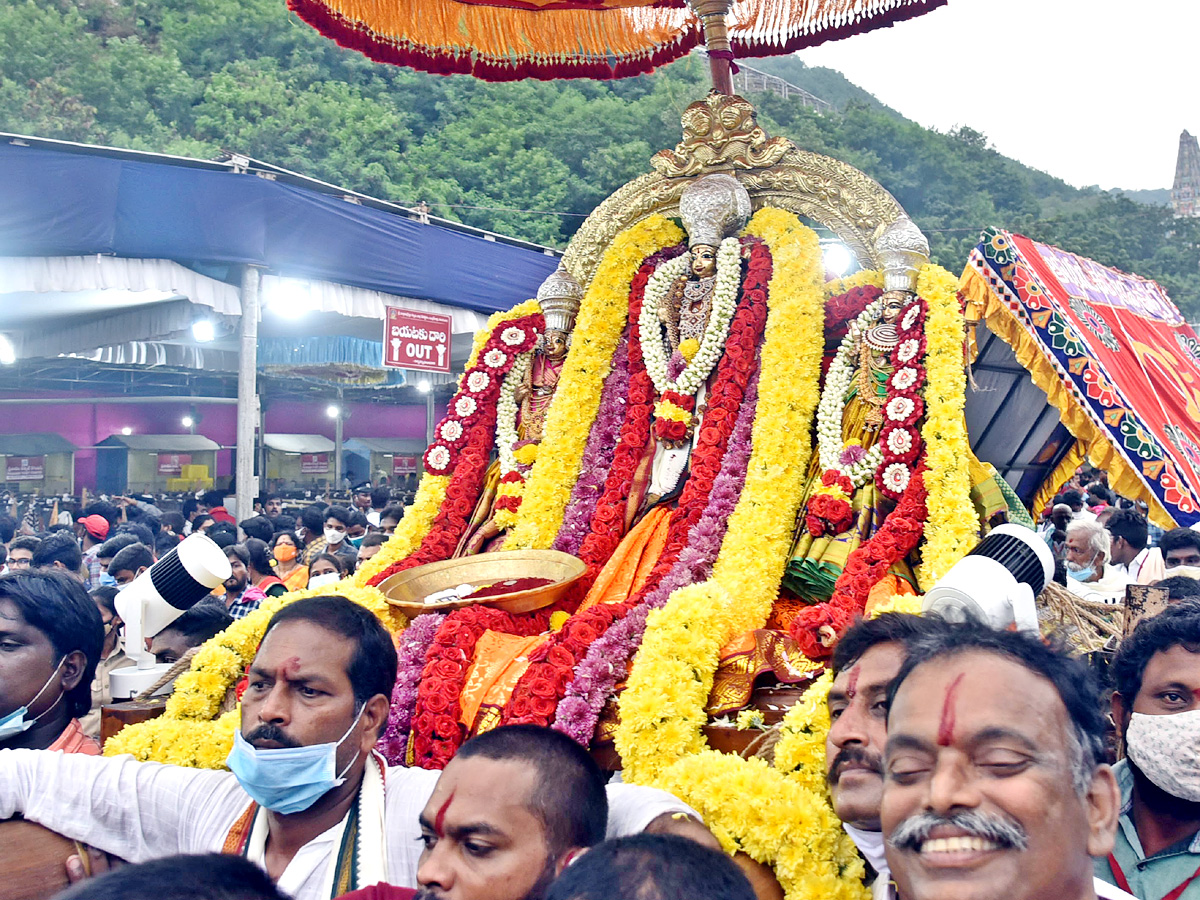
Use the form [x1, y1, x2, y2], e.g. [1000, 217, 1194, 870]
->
[845, 666, 860, 700]
[937, 673, 966, 747]
[434, 792, 455, 838]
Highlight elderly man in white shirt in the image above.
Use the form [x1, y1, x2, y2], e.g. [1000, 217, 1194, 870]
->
[1064, 519, 1128, 604]
[0, 596, 704, 899]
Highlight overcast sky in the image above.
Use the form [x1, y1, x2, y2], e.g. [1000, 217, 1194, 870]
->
[796, 0, 1200, 191]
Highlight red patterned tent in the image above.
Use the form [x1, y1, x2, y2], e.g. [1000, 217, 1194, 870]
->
[961, 227, 1200, 528]
[288, 0, 946, 86]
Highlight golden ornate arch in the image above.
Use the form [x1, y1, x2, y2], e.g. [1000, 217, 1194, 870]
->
[561, 91, 906, 285]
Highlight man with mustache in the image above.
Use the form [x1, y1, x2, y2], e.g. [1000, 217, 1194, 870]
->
[0, 596, 707, 898]
[881, 622, 1133, 900]
[826, 613, 952, 896]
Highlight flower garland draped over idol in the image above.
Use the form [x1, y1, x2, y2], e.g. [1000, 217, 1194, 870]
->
[613, 256, 975, 900]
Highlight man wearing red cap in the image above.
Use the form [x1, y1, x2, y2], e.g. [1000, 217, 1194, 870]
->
[76, 514, 110, 590]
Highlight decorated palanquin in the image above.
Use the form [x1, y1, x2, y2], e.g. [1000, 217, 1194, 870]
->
[961, 227, 1200, 529]
[107, 95, 1017, 899]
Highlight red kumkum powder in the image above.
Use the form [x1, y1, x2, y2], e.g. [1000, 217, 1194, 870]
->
[463, 577, 553, 600]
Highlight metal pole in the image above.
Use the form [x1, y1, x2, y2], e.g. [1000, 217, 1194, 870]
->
[425, 390, 435, 447]
[333, 387, 344, 491]
[235, 267, 260, 523]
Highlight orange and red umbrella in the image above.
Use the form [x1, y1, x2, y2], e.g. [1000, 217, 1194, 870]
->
[289, 0, 947, 88]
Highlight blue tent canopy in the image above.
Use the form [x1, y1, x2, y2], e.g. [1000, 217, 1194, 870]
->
[0, 140, 558, 314]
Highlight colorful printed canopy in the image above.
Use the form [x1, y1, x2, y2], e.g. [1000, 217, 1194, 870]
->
[288, 0, 946, 81]
[962, 228, 1200, 528]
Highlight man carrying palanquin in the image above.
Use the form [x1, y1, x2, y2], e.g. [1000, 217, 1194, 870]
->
[0, 596, 711, 899]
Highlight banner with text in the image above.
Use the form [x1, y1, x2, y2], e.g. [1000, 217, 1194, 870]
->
[383, 307, 452, 373]
[157, 453, 192, 475]
[301, 453, 330, 475]
[6, 456, 45, 482]
[392, 455, 419, 476]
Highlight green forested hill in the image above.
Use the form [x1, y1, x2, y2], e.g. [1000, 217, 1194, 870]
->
[4, 0, 1199, 315]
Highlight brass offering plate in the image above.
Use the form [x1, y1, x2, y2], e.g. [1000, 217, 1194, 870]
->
[378, 549, 587, 620]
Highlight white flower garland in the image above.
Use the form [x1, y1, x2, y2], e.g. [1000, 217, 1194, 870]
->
[639, 237, 742, 397]
[817, 299, 885, 487]
[497, 352, 532, 476]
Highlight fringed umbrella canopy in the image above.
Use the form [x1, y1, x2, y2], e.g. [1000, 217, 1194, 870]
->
[288, 0, 947, 85]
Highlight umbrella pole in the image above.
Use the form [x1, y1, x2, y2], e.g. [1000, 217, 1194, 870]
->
[691, 0, 734, 95]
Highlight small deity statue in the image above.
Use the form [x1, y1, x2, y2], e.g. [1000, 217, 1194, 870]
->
[514, 264, 582, 445]
[660, 243, 719, 359]
[783, 215, 931, 600]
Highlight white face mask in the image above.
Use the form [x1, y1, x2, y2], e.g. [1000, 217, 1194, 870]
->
[308, 571, 341, 590]
[1126, 710, 1200, 801]
[324, 527, 345, 545]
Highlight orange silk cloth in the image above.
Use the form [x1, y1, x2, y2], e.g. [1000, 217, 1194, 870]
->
[458, 507, 672, 734]
[578, 506, 672, 613]
[48, 718, 100, 755]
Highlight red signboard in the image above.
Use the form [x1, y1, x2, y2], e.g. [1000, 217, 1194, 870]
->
[301, 453, 330, 475]
[6, 456, 44, 482]
[157, 453, 191, 475]
[383, 308, 452, 373]
[392, 455, 419, 476]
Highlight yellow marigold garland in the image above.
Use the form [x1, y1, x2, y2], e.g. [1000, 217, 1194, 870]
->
[772, 670, 834, 795]
[915, 263, 976, 588]
[353, 474, 449, 585]
[615, 210, 872, 900]
[617, 208, 825, 783]
[507, 216, 684, 549]
[824, 268, 883, 298]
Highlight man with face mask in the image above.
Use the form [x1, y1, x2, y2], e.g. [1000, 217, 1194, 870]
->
[1104, 602, 1200, 898]
[1065, 519, 1128, 604]
[322, 506, 360, 569]
[0, 570, 103, 754]
[0, 597, 706, 899]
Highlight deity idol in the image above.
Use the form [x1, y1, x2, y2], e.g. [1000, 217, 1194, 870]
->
[783, 216, 931, 600]
[455, 265, 582, 556]
[514, 265, 582, 446]
[637, 173, 751, 509]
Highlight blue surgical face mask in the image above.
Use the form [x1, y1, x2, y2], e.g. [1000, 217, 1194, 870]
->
[348, 535, 364, 549]
[226, 706, 364, 815]
[0, 658, 65, 742]
[98, 571, 118, 588]
[1066, 555, 1098, 582]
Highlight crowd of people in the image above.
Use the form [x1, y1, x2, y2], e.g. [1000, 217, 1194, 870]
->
[2, 465, 1200, 900]
[0, 482, 410, 747]
[1035, 467, 1200, 606]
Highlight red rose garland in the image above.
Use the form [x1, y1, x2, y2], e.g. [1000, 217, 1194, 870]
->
[789, 464, 929, 660]
[369, 313, 542, 585]
[499, 238, 773, 729]
[409, 605, 553, 769]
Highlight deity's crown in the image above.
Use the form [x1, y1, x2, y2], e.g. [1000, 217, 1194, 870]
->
[876, 215, 931, 293]
[679, 174, 752, 249]
[536, 263, 584, 333]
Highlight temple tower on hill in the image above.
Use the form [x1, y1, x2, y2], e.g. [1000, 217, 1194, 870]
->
[1172, 130, 1200, 217]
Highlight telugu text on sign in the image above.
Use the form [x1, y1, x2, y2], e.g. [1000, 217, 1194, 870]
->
[383, 308, 452, 373]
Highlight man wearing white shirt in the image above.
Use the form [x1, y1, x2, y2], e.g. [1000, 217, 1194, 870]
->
[1107, 508, 1165, 587]
[0, 596, 704, 899]
[1065, 520, 1128, 605]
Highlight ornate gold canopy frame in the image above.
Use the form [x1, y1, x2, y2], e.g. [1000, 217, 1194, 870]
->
[561, 92, 907, 286]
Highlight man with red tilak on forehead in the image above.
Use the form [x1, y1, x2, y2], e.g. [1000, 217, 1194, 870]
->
[880, 621, 1135, 900]
[0, 597, 708, 899]
[826, 614, 953, 897]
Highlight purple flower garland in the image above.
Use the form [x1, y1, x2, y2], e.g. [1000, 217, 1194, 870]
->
[552, 243, 687, 557]
[551, 326, 632, 557]
[553, 361, 762, 745]
[377, 612, 445, 765]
